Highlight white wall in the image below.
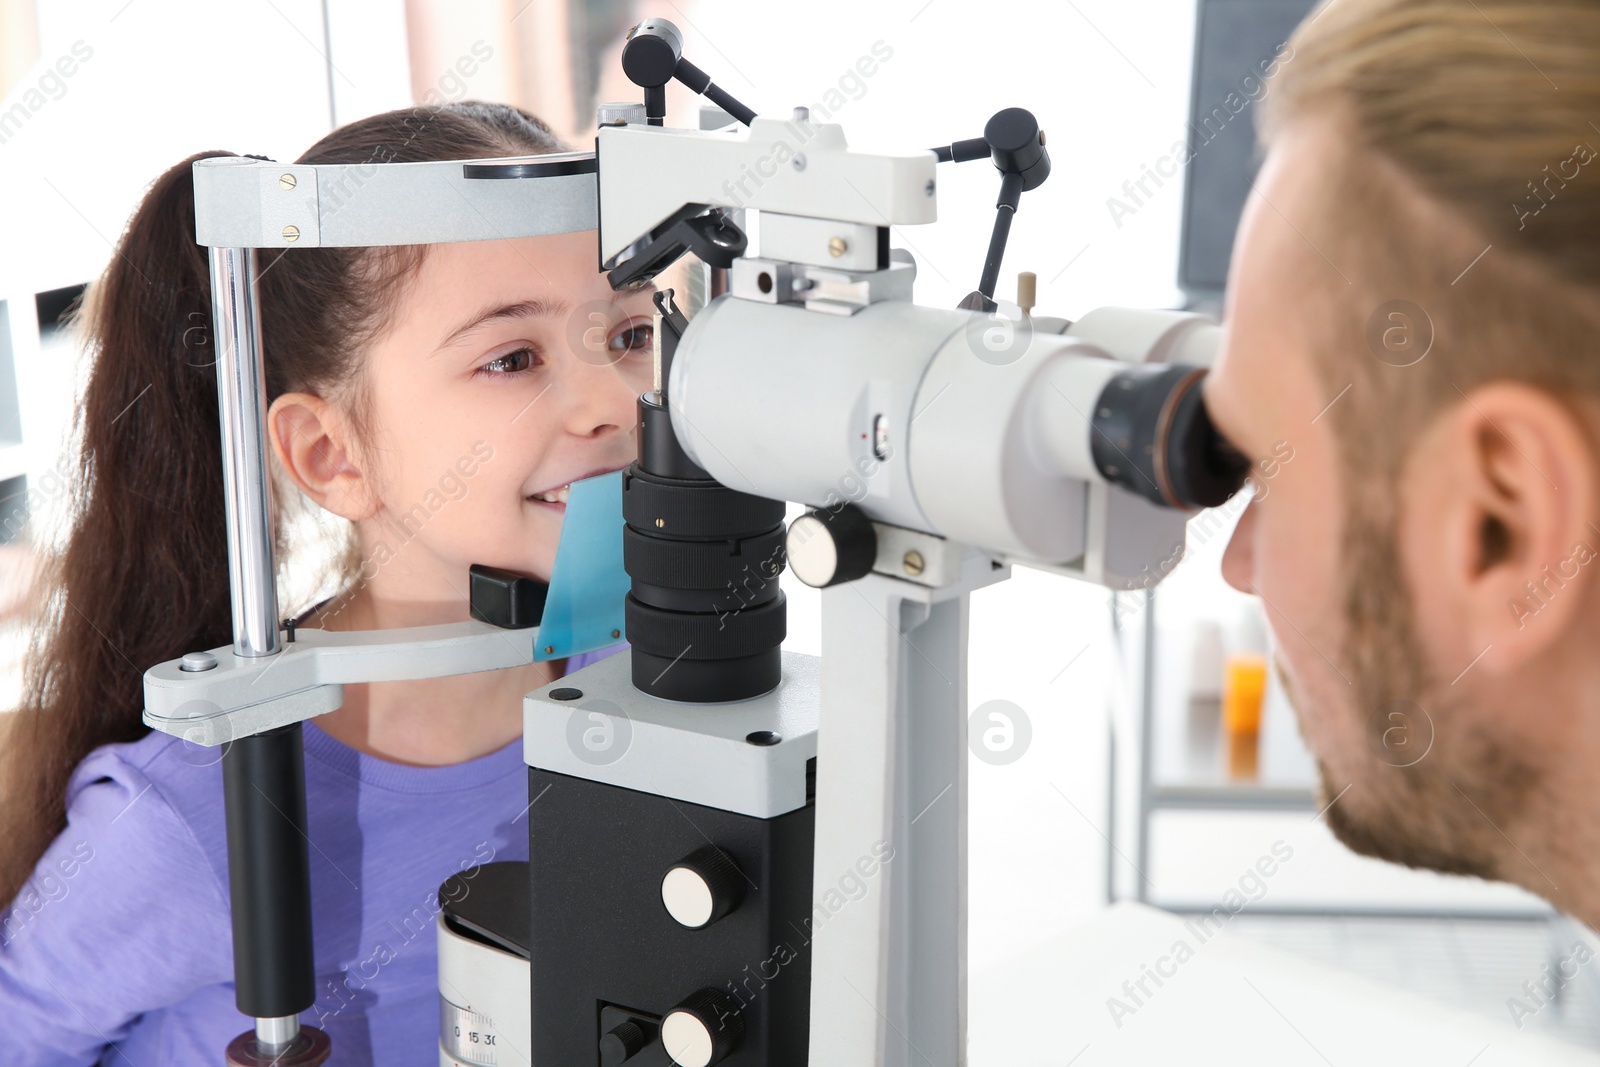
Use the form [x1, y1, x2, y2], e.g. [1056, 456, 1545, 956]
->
[0, 0, 413, 509]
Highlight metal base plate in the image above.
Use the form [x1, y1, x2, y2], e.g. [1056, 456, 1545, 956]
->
[523, 648, 819, 819]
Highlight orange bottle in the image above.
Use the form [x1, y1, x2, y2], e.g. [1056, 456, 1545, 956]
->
[1222, 653, 1267, 781]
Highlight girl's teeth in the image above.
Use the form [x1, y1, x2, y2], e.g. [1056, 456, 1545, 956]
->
[534, 485, 571, 504]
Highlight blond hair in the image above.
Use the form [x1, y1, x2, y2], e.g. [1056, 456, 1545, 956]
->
[1260, 0, 1600, 477]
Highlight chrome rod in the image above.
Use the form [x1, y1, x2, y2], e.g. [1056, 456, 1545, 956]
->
[207, 246, 281, 659]
[255, 1014, 299, 1050]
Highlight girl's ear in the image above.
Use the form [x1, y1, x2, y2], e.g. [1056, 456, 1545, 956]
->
[267, 393, 381, 521]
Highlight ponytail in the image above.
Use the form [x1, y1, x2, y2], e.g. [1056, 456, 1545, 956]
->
[0, 151, 236, 907]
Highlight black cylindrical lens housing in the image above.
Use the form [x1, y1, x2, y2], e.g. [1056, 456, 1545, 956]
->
[623, 369, 787, 702]
[1090, 364, 1249, 510]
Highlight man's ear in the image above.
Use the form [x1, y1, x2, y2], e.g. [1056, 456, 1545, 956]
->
[267, 392, 380, 522]
[1408, 381, 1600, 673]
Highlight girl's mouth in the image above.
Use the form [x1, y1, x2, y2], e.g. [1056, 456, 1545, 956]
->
[527, 483, 570, 512]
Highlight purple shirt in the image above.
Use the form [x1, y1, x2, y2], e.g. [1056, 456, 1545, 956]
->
[0, 641, 628, 1065]
[561, 641, 626, 675]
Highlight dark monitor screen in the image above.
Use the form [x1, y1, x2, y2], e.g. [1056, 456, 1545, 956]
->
[1179, 0, 1319, 303]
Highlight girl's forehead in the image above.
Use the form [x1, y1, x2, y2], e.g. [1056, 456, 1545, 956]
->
[389, 241, 658, 352]
[415, 232, 638, 304]
[425, 230, 599, 274]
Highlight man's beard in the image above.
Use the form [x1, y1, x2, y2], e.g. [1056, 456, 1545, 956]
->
[1303, 477, 1539, 883]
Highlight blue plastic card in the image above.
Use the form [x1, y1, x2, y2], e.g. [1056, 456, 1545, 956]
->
[533, 469, 629, 661]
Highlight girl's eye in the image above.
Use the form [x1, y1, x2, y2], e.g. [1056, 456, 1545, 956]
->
[478, 347, 539, 376]
[608, 323, 653, 355]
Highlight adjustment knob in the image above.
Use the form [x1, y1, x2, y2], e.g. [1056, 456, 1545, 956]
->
[662, 989, 744, 1067]
[621, 18, 683, 88]
[600, 1019, 653, 1065]
[661, 845, 745, 929]
[784, 503, 877, 588]
[983, 107, 1050, 191]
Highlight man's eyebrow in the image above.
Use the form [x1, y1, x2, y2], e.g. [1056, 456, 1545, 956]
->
[438, 297, 572, 348]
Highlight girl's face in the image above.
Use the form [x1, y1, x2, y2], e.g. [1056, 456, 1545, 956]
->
[351, 229, 658, 604]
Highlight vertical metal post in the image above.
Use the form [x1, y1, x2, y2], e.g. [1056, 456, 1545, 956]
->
[1105, 595, 1121, 906]
[808, 549, 1006, 1067]
[208, 246, 281, 659]
[208, 246, 321, 1061]
[1136, 588, 1156, 905]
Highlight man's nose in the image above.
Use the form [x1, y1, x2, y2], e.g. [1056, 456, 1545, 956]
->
[1221, 498, 1258, 594]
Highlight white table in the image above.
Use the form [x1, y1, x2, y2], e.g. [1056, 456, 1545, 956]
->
[970, 902, 1598, 1065]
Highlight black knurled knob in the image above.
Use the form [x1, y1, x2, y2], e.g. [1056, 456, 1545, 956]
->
[600, 1019, 652, 1066]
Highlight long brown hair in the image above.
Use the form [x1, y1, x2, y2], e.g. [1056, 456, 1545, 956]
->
[0, 101, 565, 908]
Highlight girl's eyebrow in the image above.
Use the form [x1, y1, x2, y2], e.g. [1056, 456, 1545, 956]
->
[438, 297, 570, 348]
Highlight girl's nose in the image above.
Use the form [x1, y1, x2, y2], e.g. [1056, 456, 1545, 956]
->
[564, 350, 645, 440]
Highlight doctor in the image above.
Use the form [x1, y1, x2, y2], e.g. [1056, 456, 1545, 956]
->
[1206, 0, 1600, 928]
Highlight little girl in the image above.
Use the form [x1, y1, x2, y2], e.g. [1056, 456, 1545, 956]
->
[0, 100, 650, 1064]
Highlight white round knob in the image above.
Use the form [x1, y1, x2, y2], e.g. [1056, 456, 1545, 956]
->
[661, 1011, 715, 1067]
[661, 866, 715, 928]
[660, 845, 744, 929]
[784, 504, 877, 588]
[661, 989, 742, 1067]
[785, 513, 838, 587]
